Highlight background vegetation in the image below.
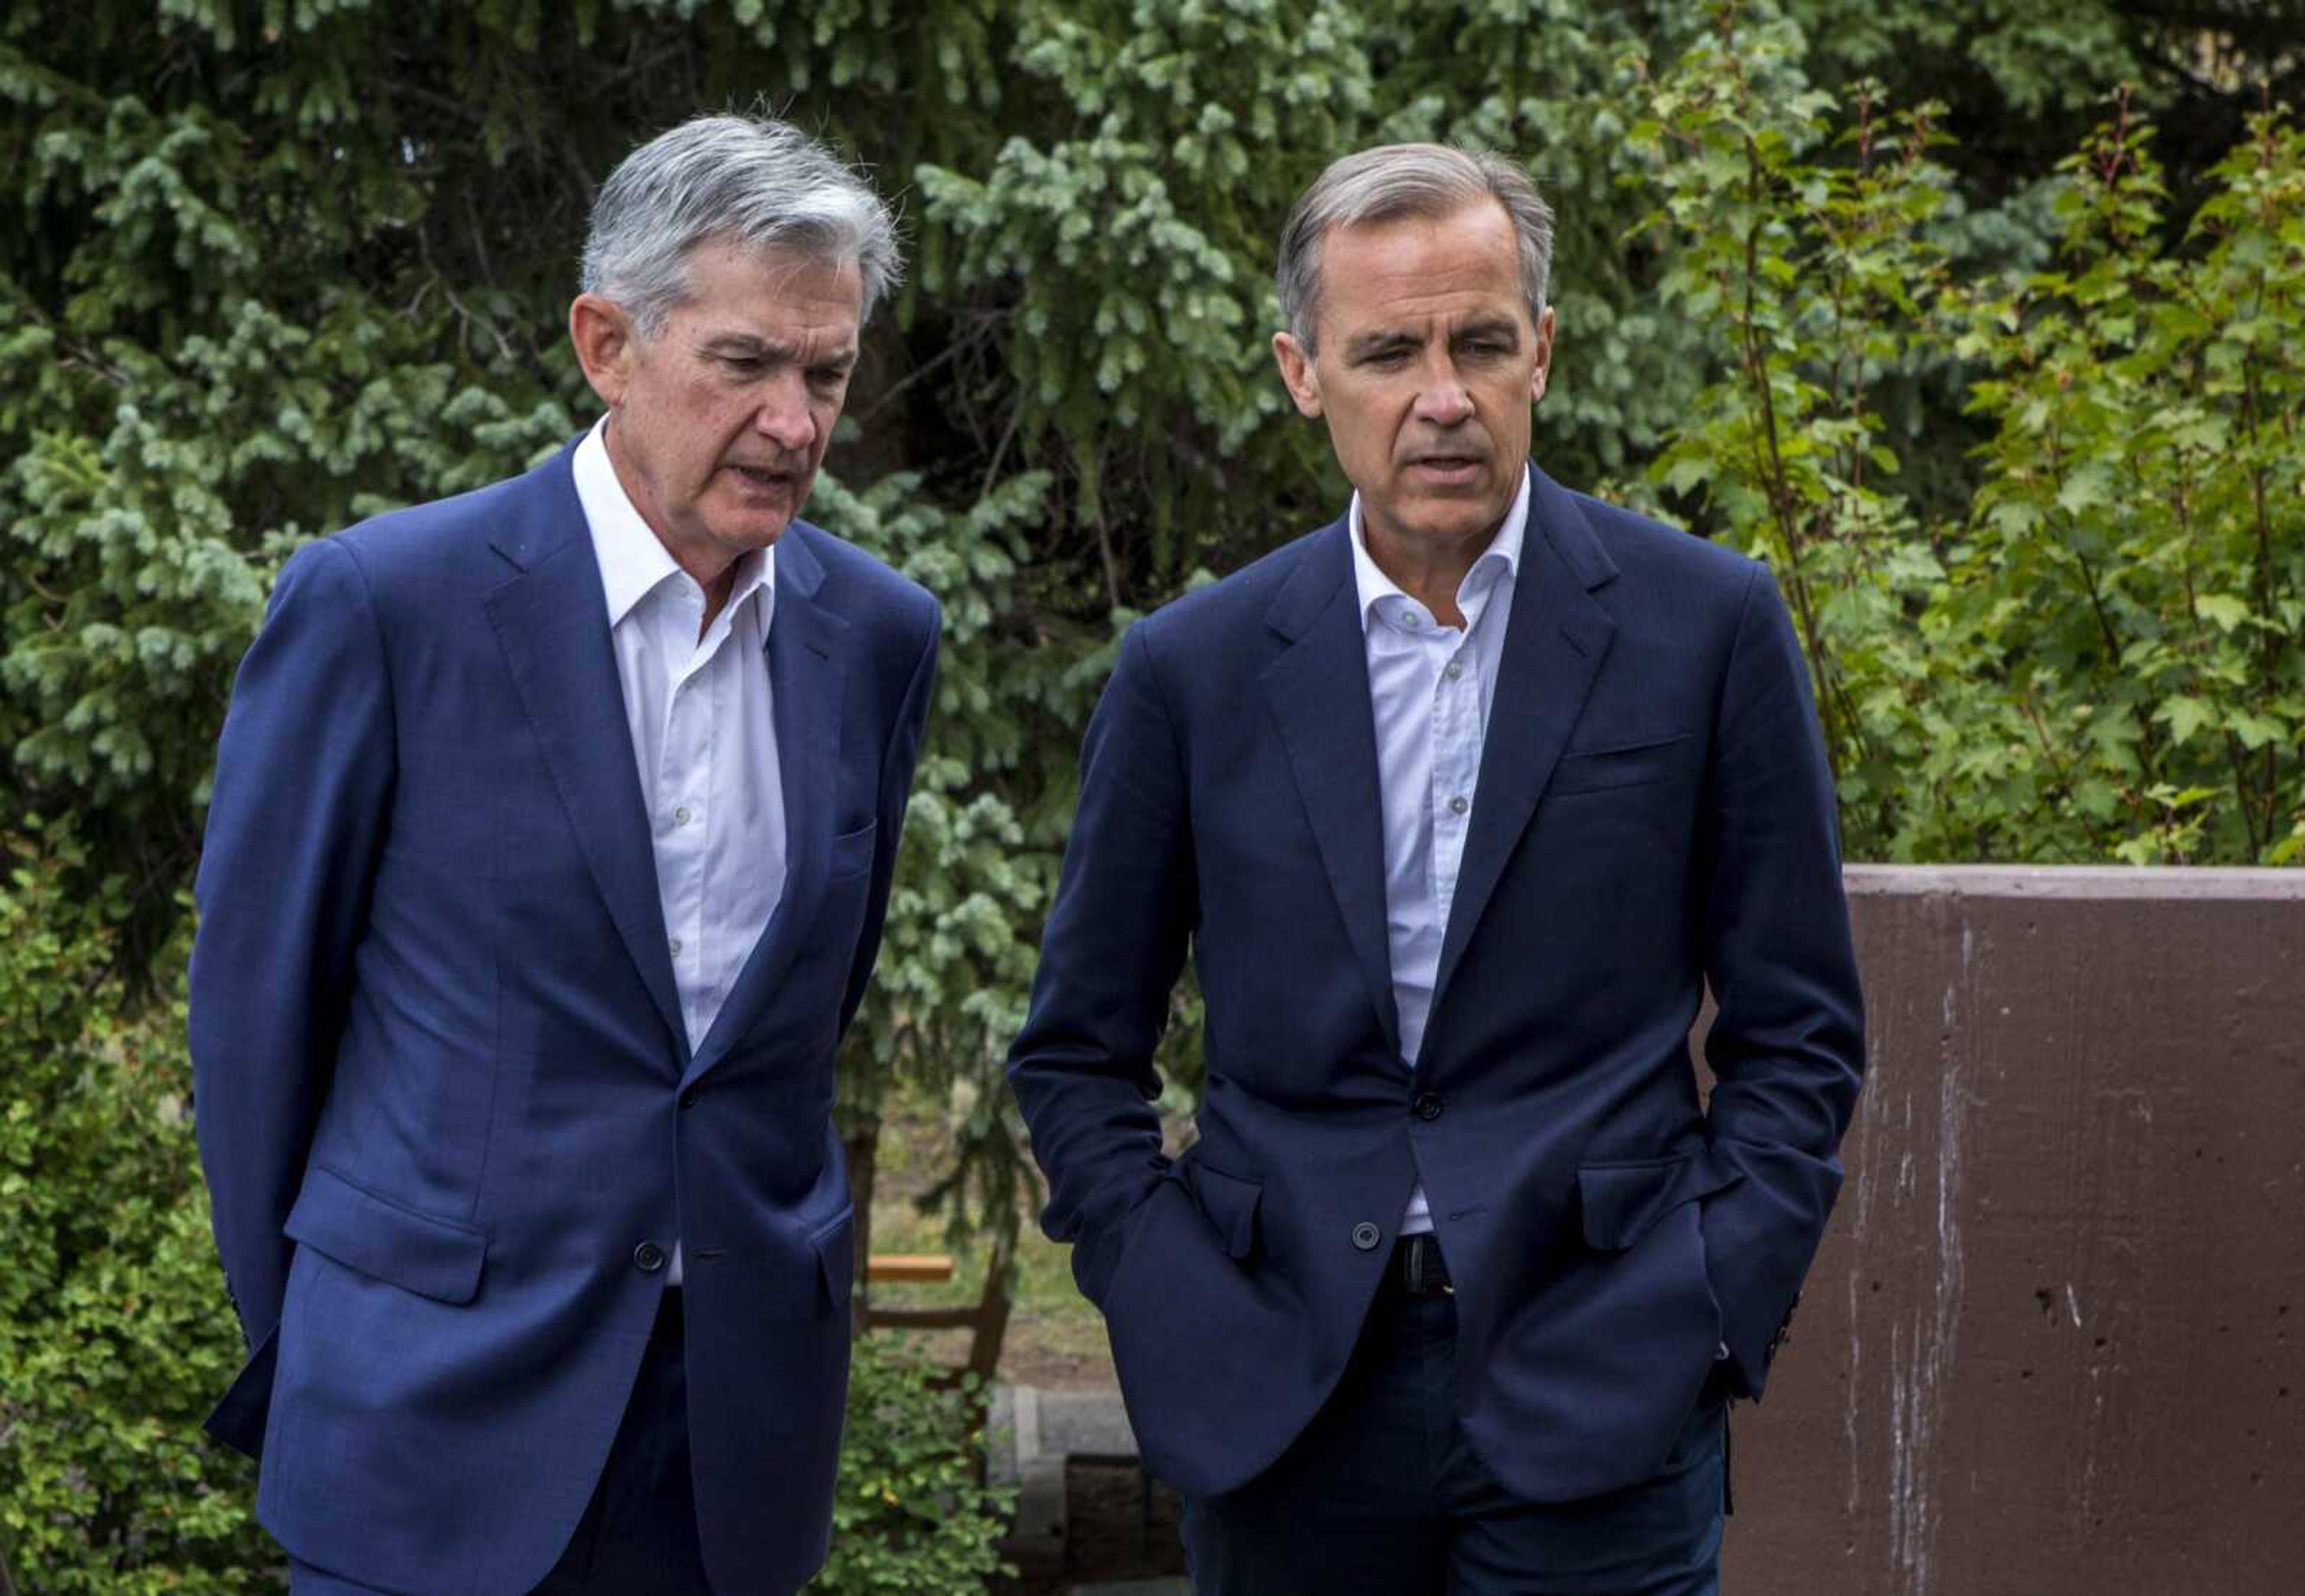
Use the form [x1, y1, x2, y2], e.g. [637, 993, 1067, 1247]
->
[4, 0, 2299, 1586]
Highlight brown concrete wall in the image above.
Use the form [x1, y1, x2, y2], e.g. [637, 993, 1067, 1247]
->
[1723, 867, 2305, 1596]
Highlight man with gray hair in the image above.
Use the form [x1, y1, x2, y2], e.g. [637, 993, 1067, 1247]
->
[1010, 143, 1863, 1592]
[191, 113, 938, 1595]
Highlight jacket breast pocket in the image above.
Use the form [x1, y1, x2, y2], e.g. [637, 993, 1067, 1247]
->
[284, 1164, 489, 1304]
[1550, 732, 1695, 798]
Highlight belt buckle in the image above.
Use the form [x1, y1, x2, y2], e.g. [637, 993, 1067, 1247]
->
[1405, 1233, 1454, 1296]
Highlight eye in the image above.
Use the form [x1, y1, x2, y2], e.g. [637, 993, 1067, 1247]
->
[1361, 348, 1412, 370]
[807, 366, 851, 392]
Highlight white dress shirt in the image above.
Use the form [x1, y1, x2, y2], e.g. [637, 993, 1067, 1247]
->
[574, 417, 787, 1284]
[1349, 467, 1531, 1236]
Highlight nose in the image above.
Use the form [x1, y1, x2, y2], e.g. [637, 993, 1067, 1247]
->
[753, 373, 815, 452]
[1413, 358, 1473, 427]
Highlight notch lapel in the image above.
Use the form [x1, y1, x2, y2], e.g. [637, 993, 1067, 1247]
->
[1261, 522, 1402, 1060]
[484, 460, 685, 1068]
[1426, 474, 1620, 1038]
[682, 529, 847, 1089]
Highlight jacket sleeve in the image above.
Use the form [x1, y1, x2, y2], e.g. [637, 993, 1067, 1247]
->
[839, 593, 941, 1037]
[189, 538, 397, 1353]
[1006, 621, 1196, 1306]
[1696, 562, 1866, 1399]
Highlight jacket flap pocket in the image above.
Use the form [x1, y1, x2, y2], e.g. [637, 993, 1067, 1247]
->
[1187, 1162, 1264, 1260]
[828, 819, 878, 880]
[1551, 732, 1694, 796]
[285, 1165, 488, 1304]
[1577, 1152, 1743, 1251]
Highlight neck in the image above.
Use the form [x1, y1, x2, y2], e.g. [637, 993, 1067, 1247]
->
[693, 564, 740, 639]
[1362, 514, 1503, 631]
[601, 414, 743, 637]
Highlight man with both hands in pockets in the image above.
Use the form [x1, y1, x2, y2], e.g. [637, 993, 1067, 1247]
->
[1008, 143, 1866, 1596]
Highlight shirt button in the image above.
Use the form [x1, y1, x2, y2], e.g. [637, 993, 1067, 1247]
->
[633, 1241, 666, 1273]
[673, 806, 692, 825]
[1412, 1092, 1444, 1122]
[1351, 1221, 1383, 1251]
[1448, 795, 1469, 816]
[1445, 660, 1464, 680]
[669, 938, 683, 956]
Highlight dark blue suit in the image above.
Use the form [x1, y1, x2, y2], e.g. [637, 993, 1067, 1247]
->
[190, 444, 938, 1596]
[1009, 468, 1863, 1510]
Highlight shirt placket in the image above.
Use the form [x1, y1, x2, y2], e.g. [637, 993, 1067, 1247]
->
[660, 590, 713, 1048]
[1430, 626, 1483, 927]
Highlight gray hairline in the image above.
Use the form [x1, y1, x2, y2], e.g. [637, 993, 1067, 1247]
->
[1276, 145, 1554, 353]
[580, 113, 901, 339]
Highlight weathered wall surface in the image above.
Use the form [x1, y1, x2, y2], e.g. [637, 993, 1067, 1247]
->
[1725, 868, 2305, 1596]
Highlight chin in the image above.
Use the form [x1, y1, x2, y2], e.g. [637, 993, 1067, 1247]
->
[1403, 505, 1502, 544]
[707, 508, 793, 550]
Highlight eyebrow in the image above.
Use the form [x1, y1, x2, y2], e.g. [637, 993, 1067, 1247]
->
[1343, 330, 1422, 362]
[698, 334, 858, 368]
[1451, 317, 1523, 346]
[1341, 319, 1523, 362]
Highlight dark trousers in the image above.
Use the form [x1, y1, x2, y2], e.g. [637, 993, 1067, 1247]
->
[290, 1289, 714, 1596]
[1180, 1257, 1726, 1596]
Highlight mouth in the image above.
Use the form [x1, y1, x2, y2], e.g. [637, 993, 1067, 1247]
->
[1406, 455, 1486, 483]
[725, 462, 800, 495]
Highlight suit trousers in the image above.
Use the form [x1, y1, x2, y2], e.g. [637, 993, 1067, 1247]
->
[1179, 1261, 1726, 1596]
[290, 1288, 713, 1596]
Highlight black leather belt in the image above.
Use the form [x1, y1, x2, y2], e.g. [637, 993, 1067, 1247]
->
[1392, 1232, 1453, 1296]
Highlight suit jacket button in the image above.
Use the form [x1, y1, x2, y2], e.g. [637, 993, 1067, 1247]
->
[633, 1241, 667, 1273]
[1351, 1221, 1382, 1251]
[1411, 1092, 1443, 1121]
[678, 1086, 701, 1110]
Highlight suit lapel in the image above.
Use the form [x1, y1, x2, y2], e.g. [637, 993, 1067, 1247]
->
[483, 453, 685, 1067]
[1261, 521, 1403, 1060]
[683, 528, 847, 1088]
[1426, 472, 1620, 1040]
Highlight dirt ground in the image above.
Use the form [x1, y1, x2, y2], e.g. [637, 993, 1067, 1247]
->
[990, 1459, 1189, 1595]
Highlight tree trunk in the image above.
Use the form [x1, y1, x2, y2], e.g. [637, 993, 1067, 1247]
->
[965, 1217, 1018, 1388]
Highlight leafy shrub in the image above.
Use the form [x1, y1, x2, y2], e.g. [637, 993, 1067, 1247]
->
[0, 829, 1016, 1592]
[0, 828, 279, 1593]
[809, 1336, 1015, 1595]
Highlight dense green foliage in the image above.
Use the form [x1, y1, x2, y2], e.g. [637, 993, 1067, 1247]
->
[1634, 18, 2304, 864]
[4, 0, 2301, 1582]
[807, 1339, 1013, 1594]
[0, 830, 275, 1591]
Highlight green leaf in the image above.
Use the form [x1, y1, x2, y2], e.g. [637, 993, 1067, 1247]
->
[2153, 696, 2217, 747]
[2193, 594, 2250, 633]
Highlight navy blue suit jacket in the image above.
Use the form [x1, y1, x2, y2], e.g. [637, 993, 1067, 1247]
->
[1008, 469, 1863, 1503]
[190, 442, 938, 1596]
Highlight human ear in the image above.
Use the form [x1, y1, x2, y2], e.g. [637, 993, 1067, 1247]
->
[570, 294, 637, 409]
[1273, 331, 1325, 418]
